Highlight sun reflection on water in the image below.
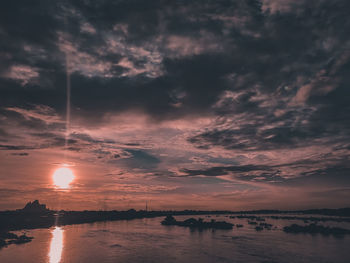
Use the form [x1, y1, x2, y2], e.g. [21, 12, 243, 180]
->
[49, 227, 64, 263]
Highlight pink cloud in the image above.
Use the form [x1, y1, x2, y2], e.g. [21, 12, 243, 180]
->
[291, 70, 339, 105]
[166, 33, 223, 57]
[80, 22, 96, 34]
[58, 32, 113, 78]
[261, 0, 306, 13]
[5, 105, 63, 124]
[2, 65, 39, 85]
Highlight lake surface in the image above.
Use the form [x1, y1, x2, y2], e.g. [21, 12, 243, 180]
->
[1, 215, 350, 263]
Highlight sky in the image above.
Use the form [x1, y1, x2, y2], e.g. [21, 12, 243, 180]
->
[0, 0, 349, 211]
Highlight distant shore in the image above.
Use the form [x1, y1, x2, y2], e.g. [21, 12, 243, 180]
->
[1, 205, 350, 233]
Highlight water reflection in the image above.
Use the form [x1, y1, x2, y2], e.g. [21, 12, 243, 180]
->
[49, 227, 64, 263]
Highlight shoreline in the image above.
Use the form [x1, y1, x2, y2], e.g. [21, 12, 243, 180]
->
[1, 207, 350, 233]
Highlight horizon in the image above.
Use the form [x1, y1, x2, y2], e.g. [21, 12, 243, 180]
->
[1, 0, 350, 212]
[3, 199, 350, 212]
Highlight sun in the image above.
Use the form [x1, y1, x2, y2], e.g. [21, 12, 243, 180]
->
[53, 166, 75, 189]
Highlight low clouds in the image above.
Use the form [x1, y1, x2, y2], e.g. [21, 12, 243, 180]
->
[0, 0, 349, 209]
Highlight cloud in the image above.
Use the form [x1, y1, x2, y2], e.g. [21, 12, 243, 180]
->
[0, 0, 350, 209]
[80, 22, 96, 35]
[58, 32, 114, 78]
[0, 144, 35, 150]
[179, 164, 285, 184]
[115, 149, 161, 170]
[165, 33, 223, 58]
[2, 65, 39, 85]
[11, 152, 29, 156]
[261, 0, 305, 13]
[5, 105, 63, 124]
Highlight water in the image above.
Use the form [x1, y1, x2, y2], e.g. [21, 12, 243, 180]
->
[1, 215, 350, 263]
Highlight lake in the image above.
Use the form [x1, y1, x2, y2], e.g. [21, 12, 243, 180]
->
[1, 215, 349, 263]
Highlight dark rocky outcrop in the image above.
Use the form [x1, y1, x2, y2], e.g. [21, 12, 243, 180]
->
[0, 231, 33, 249]
[259, 223, 273, 229]
[255, 226, 263, 231]
[20, 200, 49, 213]
[283, 224, 350, 236]
[161, 215, 233, 230]
[270, 215, 350, 223]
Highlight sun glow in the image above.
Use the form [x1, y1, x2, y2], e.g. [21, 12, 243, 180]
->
[53, 166, 75, 189]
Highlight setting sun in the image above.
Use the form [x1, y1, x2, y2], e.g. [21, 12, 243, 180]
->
[53, 166, 75, 189]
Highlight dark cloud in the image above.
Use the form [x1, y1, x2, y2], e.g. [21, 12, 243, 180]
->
[181, 164, 285, 183]
[0, 128, 8, 137]
[181, 164, 271, 177]
[0, 0, 349, 142]
[180, 157, 350, 185]
[10, 152, 29, 156]
[0, 0, 349, 123]
[118, 149, 161, 169]
[0, 144, 35, 150]
[70, 132, 109, 144]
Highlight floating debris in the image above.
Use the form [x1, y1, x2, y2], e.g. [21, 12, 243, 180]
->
[161, 215, 234, 230]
